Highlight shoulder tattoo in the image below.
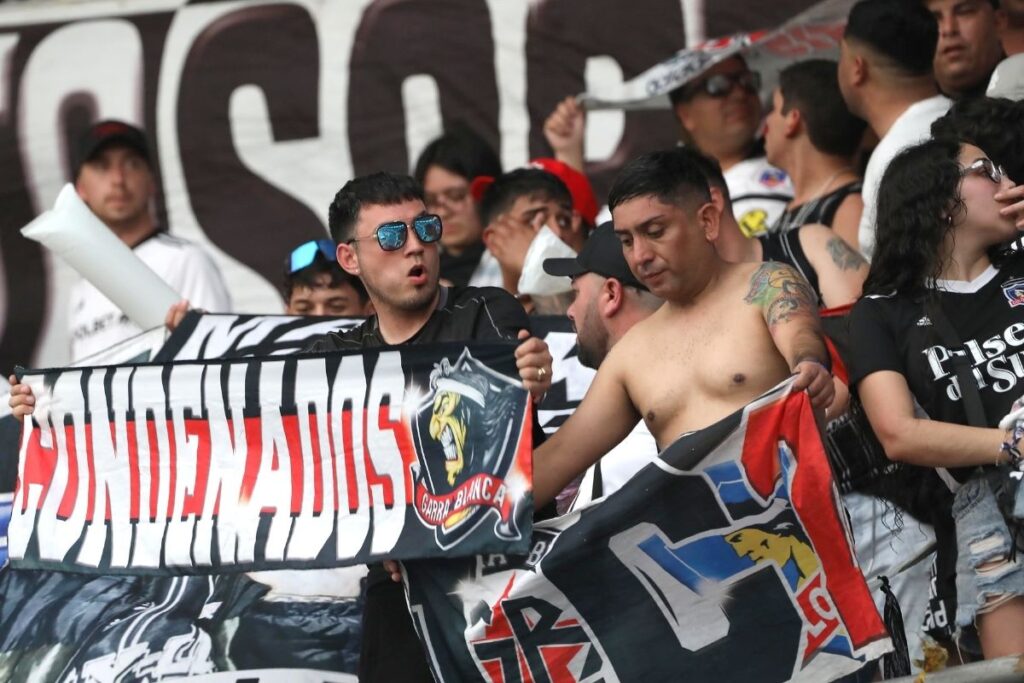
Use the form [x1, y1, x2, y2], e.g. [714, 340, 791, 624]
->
[743, 262, 818, 327]
[825, 236, 867, 271]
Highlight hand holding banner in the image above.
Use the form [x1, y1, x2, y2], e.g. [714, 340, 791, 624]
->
[405, 379, 892, 682]
[8, 342, 534, 574]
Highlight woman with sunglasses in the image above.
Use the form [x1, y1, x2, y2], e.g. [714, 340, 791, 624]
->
[847, 136, 1024, 659]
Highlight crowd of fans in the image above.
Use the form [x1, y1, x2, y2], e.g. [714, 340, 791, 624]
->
[8, 0, 1024, 679]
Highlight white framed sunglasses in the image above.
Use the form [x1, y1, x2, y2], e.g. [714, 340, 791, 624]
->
[961, 158, 1007, 184]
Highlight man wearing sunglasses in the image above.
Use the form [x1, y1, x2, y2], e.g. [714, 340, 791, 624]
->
[668, 55, 793, 238]
[284, 239, 372, 317]
[306, 171, 553, 683]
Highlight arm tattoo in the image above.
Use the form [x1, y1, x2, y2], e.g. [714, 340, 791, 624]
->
[743, 262, 818, 327]
[825, 236, 867, 271]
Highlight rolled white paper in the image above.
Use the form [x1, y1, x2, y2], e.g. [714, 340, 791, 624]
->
[517, 225, 575, 296]
[21, 183, 180, 330]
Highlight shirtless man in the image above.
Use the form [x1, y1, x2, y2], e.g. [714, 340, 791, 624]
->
[532, 148, 834, 505]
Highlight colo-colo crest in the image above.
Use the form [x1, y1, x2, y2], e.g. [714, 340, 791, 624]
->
[411, 349, 531, 549]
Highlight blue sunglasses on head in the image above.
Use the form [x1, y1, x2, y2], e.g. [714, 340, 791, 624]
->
[347, 214, 443, 251]
[288, 239, 337, 274]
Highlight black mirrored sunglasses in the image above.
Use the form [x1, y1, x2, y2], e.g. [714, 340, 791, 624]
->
[348, 214, 443, 252]
[692, 71, 762, 98]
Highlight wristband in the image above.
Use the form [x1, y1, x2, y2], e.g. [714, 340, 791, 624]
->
[1000, 440, 1023, 468]
[1003, 419, 1024, 468]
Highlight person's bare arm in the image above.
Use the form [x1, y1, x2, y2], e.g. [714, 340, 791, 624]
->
[859, 370, 1007, 468]
[743, 262, 833, 409]
[829, 193, 863, 251]
[532, 347, 642, 507]
[799, 225, 867, 309]
[542, 96, 586, 172]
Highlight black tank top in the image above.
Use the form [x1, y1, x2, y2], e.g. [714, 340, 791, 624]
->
[758, 227, 822, 307]
[772, 180, 862, 233]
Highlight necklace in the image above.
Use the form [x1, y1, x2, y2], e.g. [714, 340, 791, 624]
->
[785, 166, 853, 231]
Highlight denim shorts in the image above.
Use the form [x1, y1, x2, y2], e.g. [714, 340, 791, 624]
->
[953, 473, 1024, 628]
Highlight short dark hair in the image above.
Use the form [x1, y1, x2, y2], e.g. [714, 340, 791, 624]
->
[779, 59, 867, 158]
[657, 146, 732, 211]
[844, 0, 938, 77]
[413, 124, 502, 184]
[931, 96, 1024, 184]
[328, 172, 423, 243]
[607, 148, 713, 211]
[478, 168, 572, 227]
[283, 255, 368, 303]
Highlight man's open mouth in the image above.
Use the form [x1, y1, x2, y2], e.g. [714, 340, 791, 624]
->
[440, 424, 457, 460]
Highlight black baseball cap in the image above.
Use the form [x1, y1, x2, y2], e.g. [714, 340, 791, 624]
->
[543, 221, 647, 290]
[75, 120, 151, 177]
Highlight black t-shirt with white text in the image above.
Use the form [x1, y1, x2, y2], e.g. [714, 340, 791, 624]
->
[848, 255, 1024, 484]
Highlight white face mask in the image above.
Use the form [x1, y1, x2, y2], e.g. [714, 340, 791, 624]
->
[517, 225, 576, 296]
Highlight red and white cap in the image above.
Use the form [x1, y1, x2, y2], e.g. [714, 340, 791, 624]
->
[529, 158, 599, 226]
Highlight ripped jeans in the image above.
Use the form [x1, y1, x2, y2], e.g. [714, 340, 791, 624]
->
[953, 473, 1024, 628]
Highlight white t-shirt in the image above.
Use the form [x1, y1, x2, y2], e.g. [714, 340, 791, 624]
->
[987, 54, 1024, 101]
[569, 420, 659, 511]
[69, 232, 232, 362]
[858, 95, 952, 260]
[724, 156, 794, 238]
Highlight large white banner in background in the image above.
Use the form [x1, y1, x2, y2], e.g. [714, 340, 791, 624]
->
[0, 0, 820, 372]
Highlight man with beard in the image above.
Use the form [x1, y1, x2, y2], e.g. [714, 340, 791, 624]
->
[306, 171, 553, 683]
[543, 221, 662, 510]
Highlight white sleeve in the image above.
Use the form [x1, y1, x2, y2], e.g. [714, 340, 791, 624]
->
[857, 161, 881, 261]
[170, 245, 232, 312]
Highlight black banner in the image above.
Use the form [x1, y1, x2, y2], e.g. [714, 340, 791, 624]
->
[406, 381, 891, 682]
[10, 342, 534, 574]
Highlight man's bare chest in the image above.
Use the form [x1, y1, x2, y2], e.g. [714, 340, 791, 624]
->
[625, 311, 788, 436]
